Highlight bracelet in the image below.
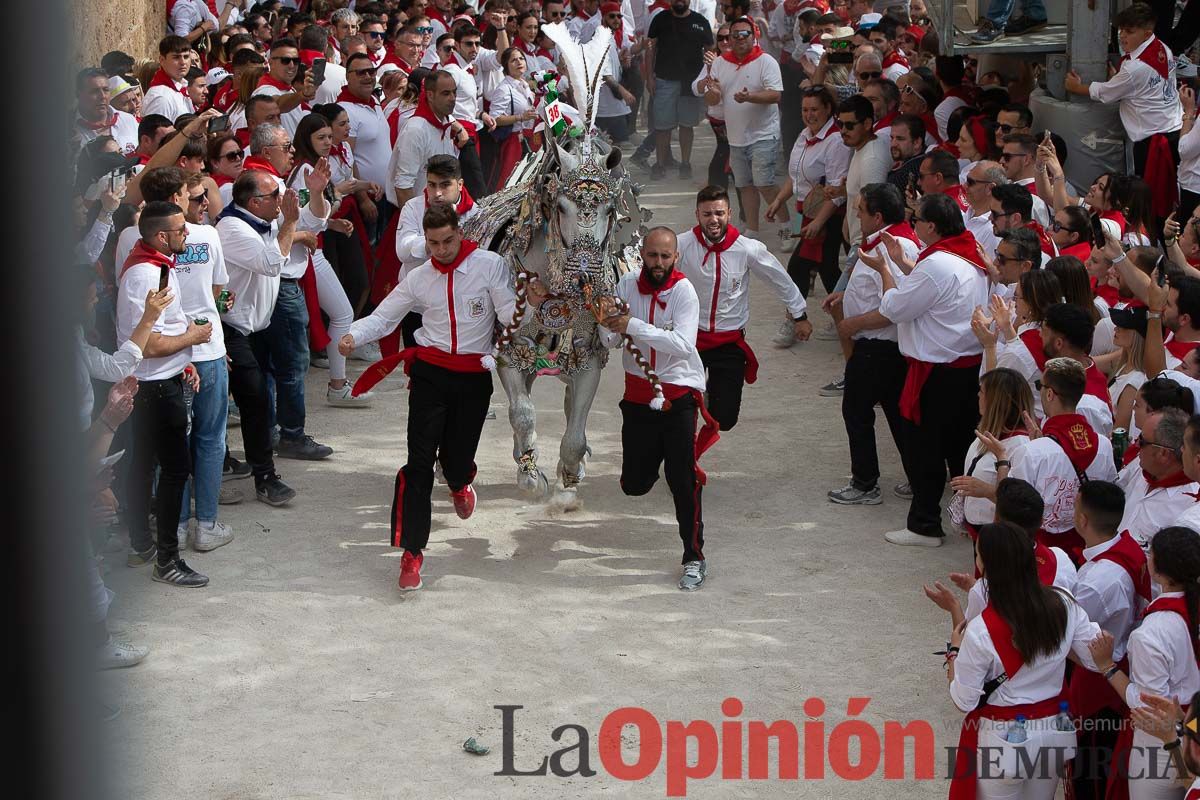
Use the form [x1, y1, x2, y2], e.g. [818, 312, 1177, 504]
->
[1165, 738, 1183, 751]
[1112, 251, 1128, 264]
[101, 417, 119, 434]
[1149, 310, 1163, 319]
[1103, 664, 1121, 680]
[1166, 235, 1179, 245]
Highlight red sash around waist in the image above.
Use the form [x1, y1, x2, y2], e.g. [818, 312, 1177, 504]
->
[900, 354, 982, 424]
[623, 373, 721, 484]
[351, 345, 489, 396]
[949, 695, 1066, 800]
[696, 329, 759, 384]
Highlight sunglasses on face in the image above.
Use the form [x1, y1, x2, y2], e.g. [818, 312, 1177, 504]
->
[731, 30, 753, 39]
[858, 71, 882, 80]
[1000, 152, 1026, 161]
[350, 66, 378, 76]
[839, 119, 861, 129]
[416, 26, 434, 33]
[717, 34, 730, 41]
[253, 188, 282, 200]
[272, 56, 300, 65]
[997, 123, 1016, 133]
[188, 193, 208, 204]
[1050, 220, 1083, 233]
[366, 30, 386, 38]
[965, 176, 993, 187]
[222, 150, 244, 162]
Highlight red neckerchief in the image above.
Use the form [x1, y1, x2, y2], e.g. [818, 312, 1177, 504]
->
[337, 85, 379, 109]
[881, 50, 909, 70]
[515, 36, 554, 62]
[693, 225, 741, 331]
[149, 68, 188, 97]
[1084, 359, 1111, 408]
[571, 5, 594, 20]
[1121, 35, 1171, 80]
[299, 49, 325, 67]
[1145, 594, 1200, 664]
[648, 0, 670, 10]
[212, 173, 234, 187]
[1165, 334, 1200, 360]
[77, 112, 117, 131]
[120, 239, 175, 280]
[430, 238, 479, 274]
[919, 111, 943, 144]
[329, 142, 350, 167]
[1092, 531, 1151, 601]
[413, 91, 452, 138]
[873, 110, 897, 132]
[1041, 413, 1099, 476]
[861, 221, 919, 253]
[424, 185, 475, 217]
[426, 8, 449, 26]
[1146, 469, 1196, 491]
[1024, 221, 1057, 258]
[722, 44, 765, 68]
[1034, 541, 1058, 586]
[783, 0, 803, 13]
[942, 184, 969, 212]
[943, 84, 975, 102]
[916, 230, 988, 276]
[982, 604, 1025, 678]
[636, 267, 687, 309]
[1018, 325, 1046, 369]
[803, 119, 839, 147]
[257, 73, 293, 93]
[1061, 241, 1092, 261]
[242, 155, 282, 177]
[211, 80, 238, 112]
[1099, 209, 1127, 237]
[382, 52, 414, 74]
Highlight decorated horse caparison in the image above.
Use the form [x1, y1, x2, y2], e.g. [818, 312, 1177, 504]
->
[463, 22, 670, 509]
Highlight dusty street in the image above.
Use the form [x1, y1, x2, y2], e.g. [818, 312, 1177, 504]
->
[104, 127, 976, 799]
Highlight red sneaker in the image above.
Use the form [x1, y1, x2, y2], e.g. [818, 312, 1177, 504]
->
[450, 484, 477, 519]
[398, 550, 423, 591]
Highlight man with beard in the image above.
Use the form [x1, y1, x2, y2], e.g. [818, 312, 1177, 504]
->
[677, 185, 810, 432]
[645, 0, 713, 181]
[117, 201, 212, 587]
[596, 226, 720, 591]
[252, 37, 318, 136]
[884, 114, 926, 195]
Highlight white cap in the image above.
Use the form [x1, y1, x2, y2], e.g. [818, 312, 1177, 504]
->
[206, 67, 232, 85]
[820, 26, 856, 41]
[857, 12, 883, 29]
[107, 75, 137, 101]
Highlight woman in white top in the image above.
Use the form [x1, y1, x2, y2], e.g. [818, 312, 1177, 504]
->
[1047, 254, 1116, 359]
[939, 521, 1102, 800]
[1107, 306, 1149, 434]
[288, 112, 373, 408]
[765, 86, 852, 301]
[487, 48, 540, 190]
[1178, 85, 1200, 222]
[949, 368, 1035, 536]
[1090, 527, 1200, 800]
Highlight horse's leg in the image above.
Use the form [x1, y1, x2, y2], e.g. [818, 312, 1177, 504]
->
[552, 357, 603, 511]
[499, 365, 548, 498]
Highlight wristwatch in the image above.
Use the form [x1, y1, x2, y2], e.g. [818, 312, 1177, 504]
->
[994, 459, 1011, 469]
[793, 312, 808, 323]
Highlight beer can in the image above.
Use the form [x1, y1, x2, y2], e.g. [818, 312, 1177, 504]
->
[194, 317, 209, 326]
[297, 188, 310, 207]
[1112, 428, 1129, 471]
[218, 289, 232, 312]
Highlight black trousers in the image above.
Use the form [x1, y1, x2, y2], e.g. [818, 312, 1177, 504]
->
[900, 362, 981, 536]
[780, 61, 807, 157]
[400, 312, 422, 349]
[126, 375, 191, 566]
[786, 215, 846, 298]
[322, 228, 368, 315]
[1071, 708, 1122, 800]
[458, 139, 488, 201]
[842, 338, 910, 491]
[222, 322, 276, 482]
[393, 360, 493, 552]
[1132, 129, 1181, 180]
[1182, 188, 1200, 223]
[619, 394, 704, 564]
[699, 341, 747, 431]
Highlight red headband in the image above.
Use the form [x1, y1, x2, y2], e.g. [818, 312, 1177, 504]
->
[600, 2, 621, 13]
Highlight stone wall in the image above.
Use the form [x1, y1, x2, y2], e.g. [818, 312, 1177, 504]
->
[70, 0, 161, 69]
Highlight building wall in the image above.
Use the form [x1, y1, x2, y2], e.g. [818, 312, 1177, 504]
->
[71, 0, 161, 69]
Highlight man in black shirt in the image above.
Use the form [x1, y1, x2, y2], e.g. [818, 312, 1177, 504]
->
[646, 0, 713, 181]
[884, 114, 926, 195]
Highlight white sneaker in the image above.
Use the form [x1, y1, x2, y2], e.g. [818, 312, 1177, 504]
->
[193, 521, 235, 552]
[884, 528, 944, 547]
[350, 342, 382, 362]
[813, 320, 840, 341]
[97, 637, 149, 670]
[771, 317, 797, 348]
[327, 382, 374, 408]
[176, 522, 191, 551]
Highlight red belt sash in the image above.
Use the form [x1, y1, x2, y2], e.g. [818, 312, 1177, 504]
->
[696, 329, 758, 384]
[900, 354, 982, 424]
[623, 373, 721, 484]
[1068, 656, 1128, 720]
[949, 695, 1066, 800]
[352, 345, 488, 395]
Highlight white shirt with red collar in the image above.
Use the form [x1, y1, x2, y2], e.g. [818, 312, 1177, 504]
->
[878, 239, 990, 363]
[1075, 533, 1146, 662]
[394, 192, 481, 281]
[1117, 460, 1200, 550]
[964, 548, 1076, 620]
[366, 47, 388, 70]
[116, 250, 192, 381]
[689, 48, 783, 148]
[1011, 426, 1117, 534]
[843, 222, 921, 342]
[252, 76, 308, 136]
[142, 75, 195, 123]
[1175, 497, 1200, 534]
[1012, 177, 1051, 228]
[443, 49, 503, 128]
[786, 118, 851, 210]
[386, 110, 459, 204]
[963, 206, 999, 256]
[1089, 34, 1183, 143]
[598, 270, 706, 393]
[349, 243, 517, 352]
[676, 226, 806, 335]
[73, 109, 139, 156]
[1124, 591, 1200, 709]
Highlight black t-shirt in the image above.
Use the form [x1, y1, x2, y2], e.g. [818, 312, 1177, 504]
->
[648, 11, 713, 83]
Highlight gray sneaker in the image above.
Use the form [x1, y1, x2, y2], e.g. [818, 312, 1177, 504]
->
[813, 321, 840, 341]
[151, 558, 209, 588]
[894, 482, 913, 499]
[828, 483, 882, 505]
[818, 377, 845, 396]
[771, 317, 797, 348]
[277, 434, 333, 460]
[193, 521, 235, 552]
[678, 560, 707, 591]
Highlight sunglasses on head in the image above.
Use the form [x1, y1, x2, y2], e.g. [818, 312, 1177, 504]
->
[272, 56, 300, 65]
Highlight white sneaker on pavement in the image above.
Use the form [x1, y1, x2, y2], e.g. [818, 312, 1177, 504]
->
[176, 522, 191, 551]
[97, 637, 149, 670]
[771, 317, 797, 348]
[327, 382, 374, 408]
[350, 342, 382, 362]
[193, 521, 235, 552]
[884, 528, 944, 547]
[813, 320, 840, 341]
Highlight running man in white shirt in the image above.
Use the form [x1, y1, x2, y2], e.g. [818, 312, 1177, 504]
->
[596, 227, 721, 591]
[340, 204, 541, 592]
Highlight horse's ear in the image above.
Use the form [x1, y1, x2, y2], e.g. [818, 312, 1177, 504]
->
[605, 147, 622, 171]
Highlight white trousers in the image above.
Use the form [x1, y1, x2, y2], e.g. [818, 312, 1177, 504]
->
[1128, 729, 1185, 800]
[313, 250, 353, 381]
[975, 714, 1072, 800]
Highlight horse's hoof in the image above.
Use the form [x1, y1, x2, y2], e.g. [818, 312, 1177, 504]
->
[517, 467, 549, 499]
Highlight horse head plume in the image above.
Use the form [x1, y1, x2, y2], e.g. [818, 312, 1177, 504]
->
[539, 21, 614, 133]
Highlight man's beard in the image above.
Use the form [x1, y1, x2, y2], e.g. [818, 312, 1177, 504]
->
[645, 265, 673, 287]
[1041, 343, 1060, 361]
[703, 223, 727, 243]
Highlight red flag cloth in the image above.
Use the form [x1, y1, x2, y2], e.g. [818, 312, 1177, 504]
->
[121, 240, 175, 280]
[1041, 413, 1100, 476]
[1144, 134, 1179, 220]
[300, 256, 331, 352]
[916, 230, 988, 275]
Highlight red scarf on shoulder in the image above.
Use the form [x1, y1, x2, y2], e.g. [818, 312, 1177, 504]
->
[916, 230, 988, 275]
[149, 68, 188, 97]
[412, 91, 452, 138]
[242, 155, 282, 177]
[722, 45, 765, 68]
[337, 85, 380, 109]
[636, 266, 687, 304]
[120, 240, 175, 280]
[1040, 413, 1099, 476]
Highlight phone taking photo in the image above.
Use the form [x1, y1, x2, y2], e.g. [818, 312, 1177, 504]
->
[312, 57, 326, 85]
[207, 114, 230, 133]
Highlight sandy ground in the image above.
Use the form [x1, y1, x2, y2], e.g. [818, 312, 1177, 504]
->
[102, 127, 981, 799]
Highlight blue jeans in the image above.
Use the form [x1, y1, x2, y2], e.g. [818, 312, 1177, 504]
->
[180, 357, 229, 525]
[985, 0, 1045, 26]
[265, 279, 310, 440]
